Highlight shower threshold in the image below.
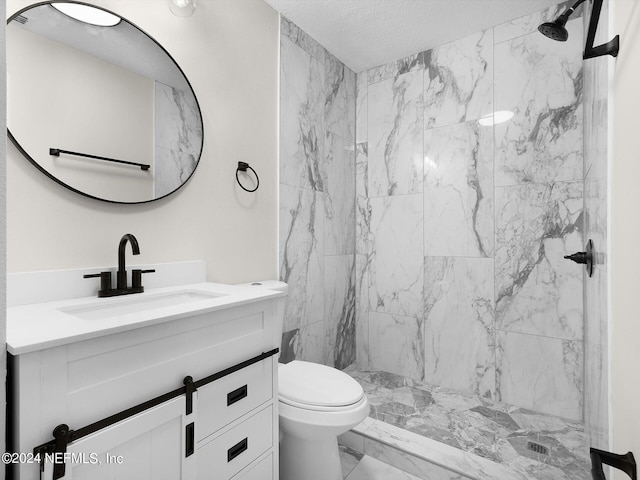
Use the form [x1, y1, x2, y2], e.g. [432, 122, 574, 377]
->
[341, 369, 591, 480]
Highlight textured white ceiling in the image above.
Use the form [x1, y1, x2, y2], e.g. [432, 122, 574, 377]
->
[263, 0, 564, 72]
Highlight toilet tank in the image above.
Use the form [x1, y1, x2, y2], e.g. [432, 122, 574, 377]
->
[236, 281, 287, 348]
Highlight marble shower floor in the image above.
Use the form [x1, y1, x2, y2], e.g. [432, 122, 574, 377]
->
[345, 369, 591, 480]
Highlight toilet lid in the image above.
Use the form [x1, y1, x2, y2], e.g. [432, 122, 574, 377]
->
[278, 361, 364, 407]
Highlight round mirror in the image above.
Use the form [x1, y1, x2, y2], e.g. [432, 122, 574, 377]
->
[6, 2, 204, 204]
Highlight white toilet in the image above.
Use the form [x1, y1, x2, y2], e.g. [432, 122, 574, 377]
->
[246, 281, 369, 480]
[278, 360, 369, 480]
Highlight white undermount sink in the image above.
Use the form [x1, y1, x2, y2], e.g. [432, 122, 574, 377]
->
[59, 290, 225, 321]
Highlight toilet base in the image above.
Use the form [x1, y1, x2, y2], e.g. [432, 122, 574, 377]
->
[280, 434, 342, 480]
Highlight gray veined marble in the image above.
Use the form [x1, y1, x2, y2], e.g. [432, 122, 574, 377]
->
[494, 18, 583, 187]
[325, 52, 356, 143]
[345, 368, 590, 480]
[154, 81, 201, 156]
[367, 51, 425, 86]
[424, 29, 493, 129]
[154, 81, 201, 197]
[324, 132, 355, 256]
[368, 312, 425, 381]
[424, 257, 495, 398]
[367, 69, 424, 197]
[355, 254, 371, 370]
[279, 184, 324, 332]
[154, 147, 196, 198]
[496, 331, 583, 421]
[423, 121, 493, 257]
[281, 16, 326, 64]
[280, 35, 326, 191]
[495, 181, 583, 341]
[324, 255, 356, 369]
[281, 321, 325, 365]
[279, 17, 357, 372]
[368, 194, 424, 318]
[356, 73, 368, 144]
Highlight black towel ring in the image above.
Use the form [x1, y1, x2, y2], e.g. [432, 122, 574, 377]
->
[236, 161, 259, 192]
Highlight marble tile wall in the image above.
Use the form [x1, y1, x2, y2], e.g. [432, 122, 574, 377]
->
[154, 81, 200, 197]
[356, 2, 587, 421]
[279, 1, 609, 430]
[278, 17, 357, 369]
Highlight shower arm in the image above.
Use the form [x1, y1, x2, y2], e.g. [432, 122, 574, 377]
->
[562, 0, 586, 23]
[583, 0, 619, 59]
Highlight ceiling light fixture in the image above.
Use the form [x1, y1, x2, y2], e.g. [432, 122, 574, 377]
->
[478, 111, 514, 127]
[169, 0, 196, 17]
[51, 3, 121, 27]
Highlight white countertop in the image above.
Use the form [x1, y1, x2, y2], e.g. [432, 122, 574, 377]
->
[7, 282, 285, 355]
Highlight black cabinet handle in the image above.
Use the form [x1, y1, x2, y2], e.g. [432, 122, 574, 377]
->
[227, 385, 248, 406]
[227, 438, 248, 462]
[185, 423, 194, 457]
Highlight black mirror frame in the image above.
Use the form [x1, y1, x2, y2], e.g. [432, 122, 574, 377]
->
[6, 0, 205, 205]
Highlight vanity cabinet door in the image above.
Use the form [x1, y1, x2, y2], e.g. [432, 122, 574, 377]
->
[42, 397, 196, 480]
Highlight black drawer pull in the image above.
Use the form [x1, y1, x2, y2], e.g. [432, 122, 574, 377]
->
[227, 438, 248, 462]
[227, 385, 248, 406]
[185, 423, 194, 457]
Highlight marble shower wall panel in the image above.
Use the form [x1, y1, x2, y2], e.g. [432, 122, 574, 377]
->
[424, 257, 495, 398]
[495, 181, 584, 341]
[353, 3, 587, 420]
[279, 183, 324, 332]
[496, 331, 583, 421]
[324, 255, 356, 369]
[423, 29, 493, 129]
[280, 321, 325, 365]
[423, 121, 493, 257]
[356, 73, 371, 257]
[369, 311, 424, 380]
[279, 35, 325, 191]
[324, 132, 355, 256]
[494, 18, 584, 187]
[367, 70, 424, 197]
[279, 17, 357, 368]
[368, 194, 424, 319]
[367, 51, 425, 86]
[355, 254, 371, 370]
[325, 52, 356, 143]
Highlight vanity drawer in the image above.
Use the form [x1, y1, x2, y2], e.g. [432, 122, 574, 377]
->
[197, 405, 273, 480]
[232, 453, 272, 480]
[196, 357, 273, 440]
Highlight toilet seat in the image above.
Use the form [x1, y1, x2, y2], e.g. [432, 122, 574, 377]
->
[278, 360, 364, 410]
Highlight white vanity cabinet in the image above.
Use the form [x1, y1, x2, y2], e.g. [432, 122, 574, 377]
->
[7, 284, 282, 480]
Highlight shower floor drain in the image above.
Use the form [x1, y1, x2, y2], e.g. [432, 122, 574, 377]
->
[527, 441, 549, 455]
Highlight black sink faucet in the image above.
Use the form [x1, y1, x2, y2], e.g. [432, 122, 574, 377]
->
[117, 233, 140, 290]
[83, 233, 155, 297]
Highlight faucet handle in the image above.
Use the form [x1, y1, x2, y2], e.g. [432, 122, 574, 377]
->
[132, 269, 155, 289]
[83, 271, 112, 292]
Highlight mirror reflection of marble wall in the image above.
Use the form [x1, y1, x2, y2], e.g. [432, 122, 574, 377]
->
[154, 82, 201, 198]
